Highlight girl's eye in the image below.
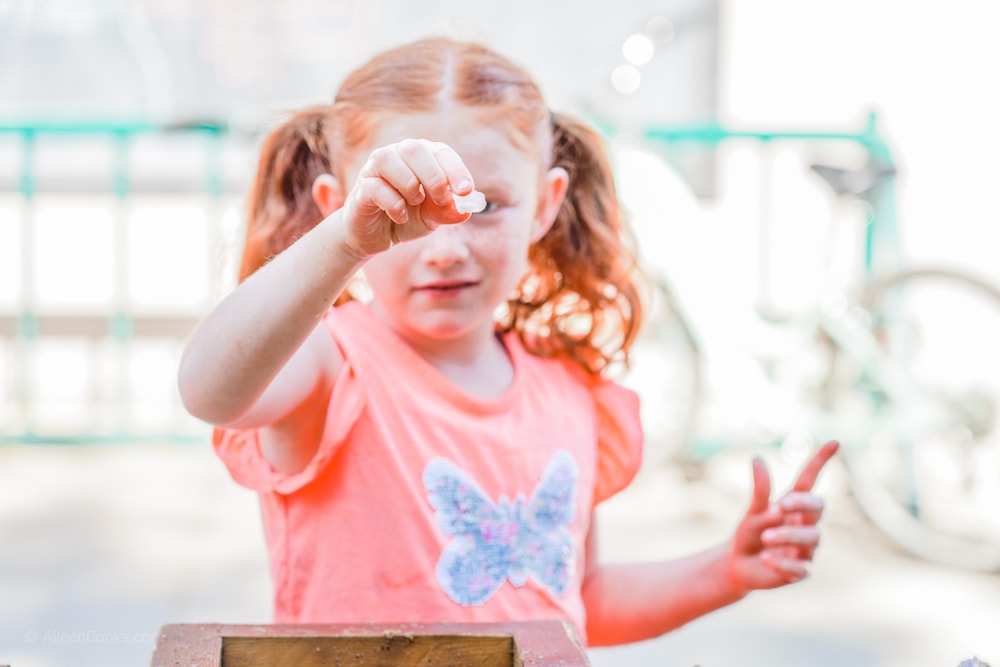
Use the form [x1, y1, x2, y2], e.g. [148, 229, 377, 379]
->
[475, 200, 499, 215]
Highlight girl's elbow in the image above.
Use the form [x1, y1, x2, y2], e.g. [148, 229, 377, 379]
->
[176, 371, 215, 424]
[178, 386, 244, 427]
[176, 359, 232, 425]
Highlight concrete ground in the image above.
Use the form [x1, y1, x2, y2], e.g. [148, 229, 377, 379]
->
[1, 441, 998, 667]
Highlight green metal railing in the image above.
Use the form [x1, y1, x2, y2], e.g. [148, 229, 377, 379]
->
[0, 119, 232, 444]
[637, 110, 898, 275]
[1, 113, 894, 444]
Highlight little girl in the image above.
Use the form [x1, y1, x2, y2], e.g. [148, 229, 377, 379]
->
[178, 36, 838, 647]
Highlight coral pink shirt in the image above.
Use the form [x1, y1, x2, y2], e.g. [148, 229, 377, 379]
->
[213, 302, 642, 643]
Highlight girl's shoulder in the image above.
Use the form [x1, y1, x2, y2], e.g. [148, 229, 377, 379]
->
[504, 331, 640, 409]
[323, 299, 368, 325]
[321, 301, 396, 357]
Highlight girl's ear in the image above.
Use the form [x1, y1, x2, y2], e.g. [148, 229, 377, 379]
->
[311, 173, 345, 216]
[532, 166, 569, 242]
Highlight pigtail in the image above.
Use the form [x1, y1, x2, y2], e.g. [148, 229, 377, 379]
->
[503, 112, 647, 375]
[239, 106, 333, 282]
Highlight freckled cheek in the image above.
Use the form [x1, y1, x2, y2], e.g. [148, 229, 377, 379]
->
[363, 248, 420, 294]
[474, 235, 531, 281]
[468, 221, 533, 258]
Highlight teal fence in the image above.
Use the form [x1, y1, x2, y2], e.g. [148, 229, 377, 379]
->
[0, 119, 248, 444]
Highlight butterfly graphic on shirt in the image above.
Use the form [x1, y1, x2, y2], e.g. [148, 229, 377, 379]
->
[423, 450, 578, 607]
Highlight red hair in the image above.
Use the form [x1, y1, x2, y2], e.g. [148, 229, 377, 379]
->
[239, 105, 334, 282]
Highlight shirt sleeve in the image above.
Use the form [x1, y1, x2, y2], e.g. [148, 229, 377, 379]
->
[212, 355, 365, 495]
[590, 378, 644, 506]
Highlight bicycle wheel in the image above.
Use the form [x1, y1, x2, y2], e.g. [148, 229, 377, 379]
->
[830, 266, 1000, 571]
[620, 274, 703, 471]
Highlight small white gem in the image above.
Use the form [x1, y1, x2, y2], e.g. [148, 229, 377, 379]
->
[453, 190, 486, 214]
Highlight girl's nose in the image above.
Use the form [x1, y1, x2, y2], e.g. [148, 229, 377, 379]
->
[418, 225, 471, 266]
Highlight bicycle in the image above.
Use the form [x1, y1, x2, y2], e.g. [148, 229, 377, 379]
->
[608, 111, 1000, 572]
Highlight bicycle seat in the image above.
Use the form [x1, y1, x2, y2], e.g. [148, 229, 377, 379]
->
[809, 163, 896, 198]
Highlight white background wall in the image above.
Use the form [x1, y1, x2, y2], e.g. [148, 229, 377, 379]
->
[723, 0, 1000, 276]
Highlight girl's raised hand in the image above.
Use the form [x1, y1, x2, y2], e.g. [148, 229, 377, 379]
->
[340, 139, 478, 257]
[726, 440, 840, 594]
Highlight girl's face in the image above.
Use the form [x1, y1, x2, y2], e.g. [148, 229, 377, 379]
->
[342, 107, 566, 351]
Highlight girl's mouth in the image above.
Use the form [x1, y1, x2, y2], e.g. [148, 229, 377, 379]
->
[416, 281, 477, 294]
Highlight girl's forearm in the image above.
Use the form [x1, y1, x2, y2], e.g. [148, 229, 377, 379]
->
[178, 211, 367, 424]
[582, 543, 747, 646]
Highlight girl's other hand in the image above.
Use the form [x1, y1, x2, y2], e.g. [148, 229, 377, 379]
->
[340, 139, 477, 257]
[726, 440, 840, 594]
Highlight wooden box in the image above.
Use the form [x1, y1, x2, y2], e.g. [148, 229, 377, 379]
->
[151, 620, 590, 666]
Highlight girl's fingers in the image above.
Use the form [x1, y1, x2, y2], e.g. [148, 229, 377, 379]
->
[357, 177, 410, 225]
[361, 147, 425, 207]
[429, 143, 475, 196]
[761, 550, 810, 581]
[747, 456, 773, 514]
[792, 440, 840, 492]
[397, 140, 472, 207]
[761, 525, 821, 549]
[778, 492, 825, 521]
[361, 140, 474, 210]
